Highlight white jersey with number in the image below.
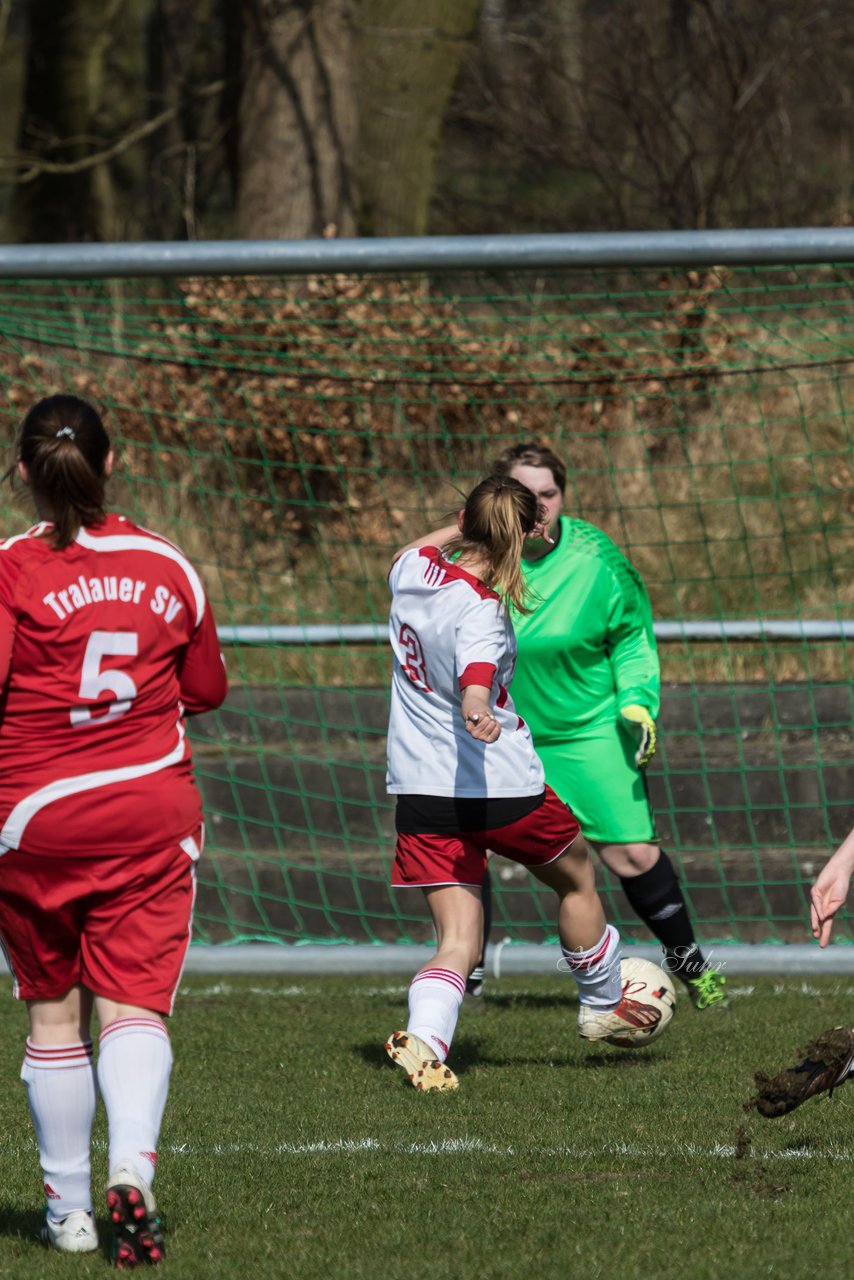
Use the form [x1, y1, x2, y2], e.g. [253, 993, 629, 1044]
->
[386, 545, 545, 798]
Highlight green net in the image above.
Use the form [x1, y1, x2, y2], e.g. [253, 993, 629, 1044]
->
[1, 261, 853, 947]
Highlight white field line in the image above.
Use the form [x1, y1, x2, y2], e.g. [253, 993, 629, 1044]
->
[246, 1138, 854, 1163]
[8, 1134, 849, 1164]
[177, 981, 854, 999]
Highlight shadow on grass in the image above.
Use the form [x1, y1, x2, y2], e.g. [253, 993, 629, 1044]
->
[0, 1206, 44, 1243]
[352, 1036, 659, 1075]
[352, 1036, 489, 1072]
[0, 1206, 117, 1264]
[462, 993, 577, 1012]
[473, 1049, 662, 1069]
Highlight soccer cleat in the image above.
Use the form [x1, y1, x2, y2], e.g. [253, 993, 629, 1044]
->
[384, 1030, 459, 1091]
[577, 994, 661, 1045]
[40, 1209, 99, 1253]
[752, 1027, 854, 1118]
[106, 1162, 165, 1268]
[684, 968, 729, 1011]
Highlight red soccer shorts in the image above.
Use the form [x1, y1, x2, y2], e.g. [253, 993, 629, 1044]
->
[391, 785, 581, 887]
[0, 829, 201, 1015]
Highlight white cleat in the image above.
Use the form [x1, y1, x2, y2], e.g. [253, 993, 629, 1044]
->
[40, 1209, 99, 1253]
[578, 994, 662, 1046]
[384, 1030, 459, 1091]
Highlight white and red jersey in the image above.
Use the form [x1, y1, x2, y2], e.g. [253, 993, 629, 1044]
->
[386, 545, 544, 798]
[0, 513, 228, 857]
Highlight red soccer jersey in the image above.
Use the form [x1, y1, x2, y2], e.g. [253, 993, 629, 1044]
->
[0, 513, 228, 857]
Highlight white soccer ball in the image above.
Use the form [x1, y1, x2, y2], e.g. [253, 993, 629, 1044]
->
[606, 957, 677, 1048]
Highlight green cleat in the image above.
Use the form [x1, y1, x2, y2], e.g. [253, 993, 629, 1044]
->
[685, 968, 729, 1010]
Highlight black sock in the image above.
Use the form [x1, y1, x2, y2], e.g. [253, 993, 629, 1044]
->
[619, 850, 706, 979]
[466, 867, 493, 995]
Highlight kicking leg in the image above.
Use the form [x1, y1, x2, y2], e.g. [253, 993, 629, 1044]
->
[529, 838, 658, 1043]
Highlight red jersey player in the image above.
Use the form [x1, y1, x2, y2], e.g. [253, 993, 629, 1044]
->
[383, 474, 658, 1091]
[0, 395, 227, 1264]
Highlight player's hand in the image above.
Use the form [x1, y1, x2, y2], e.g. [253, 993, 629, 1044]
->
[464, 705, 501, 743]
[527, 503, 554, 545]
[810, 863, 853, 947]
[620, 704, 657, 768]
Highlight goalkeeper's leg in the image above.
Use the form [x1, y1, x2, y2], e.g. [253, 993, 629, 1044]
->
[597, 842, 728, 1010]
[536, 733, 727, 1011]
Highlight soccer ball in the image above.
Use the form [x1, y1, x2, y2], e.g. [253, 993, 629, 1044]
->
[606, 957, 677, 1048]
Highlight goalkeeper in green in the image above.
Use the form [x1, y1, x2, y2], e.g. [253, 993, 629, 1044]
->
[467, 441, 727, 1011]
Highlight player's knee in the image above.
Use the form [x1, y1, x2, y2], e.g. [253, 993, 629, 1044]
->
[598, 841, 659, 877]
[534, 838, 597, 896]
[434, 932, 482, 976]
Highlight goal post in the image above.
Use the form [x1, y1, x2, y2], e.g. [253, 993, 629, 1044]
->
[1, 231, 853, 962]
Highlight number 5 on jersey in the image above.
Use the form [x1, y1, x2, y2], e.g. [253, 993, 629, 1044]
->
[71, 630, 139, 727]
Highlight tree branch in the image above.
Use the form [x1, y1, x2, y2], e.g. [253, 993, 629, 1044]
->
[2, 79, 225, 183]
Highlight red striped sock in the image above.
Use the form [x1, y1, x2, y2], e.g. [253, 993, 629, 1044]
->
[98, 1018, 172, 1184]
[21, 1039, 96, 1217]
[407, 966, 465, 1061]
[561, 924, 622, 1009]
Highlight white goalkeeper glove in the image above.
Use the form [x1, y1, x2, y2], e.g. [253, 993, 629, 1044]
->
[620, 704, 657, 769]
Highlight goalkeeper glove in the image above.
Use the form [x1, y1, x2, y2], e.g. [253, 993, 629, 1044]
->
[620, 704, 657, 769]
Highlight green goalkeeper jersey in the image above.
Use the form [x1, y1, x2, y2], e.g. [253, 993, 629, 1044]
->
[509, 516, 660, 744]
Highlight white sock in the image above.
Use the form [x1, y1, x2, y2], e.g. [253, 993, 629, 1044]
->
[97, 1018, 172, 1187]
[407, 967, 465, 1061]
[561, 924, 622, 1009]
[21, 1039, 97, 1219]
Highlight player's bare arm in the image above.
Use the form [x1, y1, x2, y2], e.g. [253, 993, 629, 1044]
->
[810, 828, 854, 947]
[391, 524, 461, 565]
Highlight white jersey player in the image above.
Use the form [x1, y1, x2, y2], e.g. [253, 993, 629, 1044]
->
[388, 544, 542, 799]
[383, 474, 662, 1092]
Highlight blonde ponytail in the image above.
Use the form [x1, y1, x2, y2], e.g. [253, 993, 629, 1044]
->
[454, 475, 540, 612]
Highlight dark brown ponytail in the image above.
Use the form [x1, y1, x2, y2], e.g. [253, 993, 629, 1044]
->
[9, 395, 111, 549]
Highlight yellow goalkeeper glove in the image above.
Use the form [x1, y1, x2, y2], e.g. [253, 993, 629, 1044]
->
[620, 704, 657, 769]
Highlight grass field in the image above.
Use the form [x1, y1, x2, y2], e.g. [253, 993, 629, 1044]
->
[0, 972, 852, 1278]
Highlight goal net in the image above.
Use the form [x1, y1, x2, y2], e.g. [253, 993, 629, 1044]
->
[1, 256, 852, 949]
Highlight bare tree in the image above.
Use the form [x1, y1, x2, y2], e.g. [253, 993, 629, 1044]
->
[232, 0, 358, 240]
[11, 0, 153, 242]
[441, 0, 854, 232]
[0, 1, 26, 238]
[356, 0, 483, 236]
[147, 0, 217, 239]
